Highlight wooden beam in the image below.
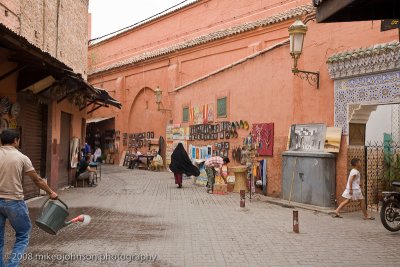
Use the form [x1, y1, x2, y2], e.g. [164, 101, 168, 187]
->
[0, 65, 26, 82]
[80, 100, 93, 111]
[56, 94, 69, 104]
[87, 104, 105, 114]
[316, 0, 356, 22]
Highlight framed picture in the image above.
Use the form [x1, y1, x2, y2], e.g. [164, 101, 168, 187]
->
[288, 123, 325, 152]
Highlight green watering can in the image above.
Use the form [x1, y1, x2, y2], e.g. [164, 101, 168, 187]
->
[35, 197, 91, 235]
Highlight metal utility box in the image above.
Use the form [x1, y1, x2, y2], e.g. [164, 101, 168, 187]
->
[282, 151, 336, 207]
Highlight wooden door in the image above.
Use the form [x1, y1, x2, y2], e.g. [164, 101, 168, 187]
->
[18, 96, 47, 199]
[58, 112, 71, 188]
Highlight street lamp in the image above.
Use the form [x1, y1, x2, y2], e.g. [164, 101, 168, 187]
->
[155, 86, 162, 110]
[288, 19, 319, 88]
[154, 86, 171, 112]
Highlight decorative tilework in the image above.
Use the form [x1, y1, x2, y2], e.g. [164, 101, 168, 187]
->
[334, 70, 400, 134]
[327, 41, 400, 80]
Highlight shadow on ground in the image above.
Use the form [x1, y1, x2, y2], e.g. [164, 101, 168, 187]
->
[28, 206, 167, 244]
[3, 207, 167, 266]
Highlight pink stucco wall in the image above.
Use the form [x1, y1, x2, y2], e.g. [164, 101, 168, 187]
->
[88, 0, 398, 197]
[89, 0, 309, 69]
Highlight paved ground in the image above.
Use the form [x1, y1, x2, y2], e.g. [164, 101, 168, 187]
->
[3, 165, 400, 267]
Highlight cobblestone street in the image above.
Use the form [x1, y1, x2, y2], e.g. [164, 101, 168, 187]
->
[4, 165, 400, 267]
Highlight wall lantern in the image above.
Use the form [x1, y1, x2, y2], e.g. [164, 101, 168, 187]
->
[154, 86, 171, 112]
[289, 20, 320, 89]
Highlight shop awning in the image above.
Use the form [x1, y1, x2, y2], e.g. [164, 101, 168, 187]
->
[0, 23, 122, 111]
[92, 87, 122, 109]
[86, 116, 115, 124]
[313, 0, 400, 23]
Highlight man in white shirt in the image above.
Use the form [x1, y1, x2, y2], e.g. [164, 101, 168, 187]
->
[93, 147, 102, 162]
[128, 148, 142, 169]
[0, 129, 58, 266]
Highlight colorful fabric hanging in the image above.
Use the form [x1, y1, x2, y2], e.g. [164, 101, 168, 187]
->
[189, 107, 194, 123]
[203, 104, 208, 124]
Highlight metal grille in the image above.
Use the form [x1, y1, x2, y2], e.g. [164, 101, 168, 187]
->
[347, 142, 400, 212]
[365, 141, 400, 210]
[391, 104, 400, 143]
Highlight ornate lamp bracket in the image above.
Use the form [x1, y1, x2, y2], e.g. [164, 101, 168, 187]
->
[292, 68, 320, 89]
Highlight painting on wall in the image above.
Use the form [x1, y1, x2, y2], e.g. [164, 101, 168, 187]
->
[205, 103, 214, 123]
[193, 106, 203, 125]
[289, 123, 327, 152]
[252, 123, 274, 156]
[325, 127, 342, 153]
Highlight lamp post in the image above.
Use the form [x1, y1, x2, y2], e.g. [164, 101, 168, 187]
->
[288, 20, 320, 89]
[154, 86, 162, 111]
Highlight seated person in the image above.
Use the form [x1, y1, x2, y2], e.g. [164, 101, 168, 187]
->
[150, 152, 163, 171]
[128, 148, 142, 169]
[93, 146, 102, 162]
[77, 154, 97, 187]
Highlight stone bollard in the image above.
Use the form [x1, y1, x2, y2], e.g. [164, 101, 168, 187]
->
[293, 210, 299, 233]
[240, 190, 245, 208]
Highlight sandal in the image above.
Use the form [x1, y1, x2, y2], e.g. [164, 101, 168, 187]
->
[233, 129, 238, 138]
[363, 216, 375, 220]
[330, 212, 342, 218]
[243, 121, 249, 130]
[229, 130, 234, 139]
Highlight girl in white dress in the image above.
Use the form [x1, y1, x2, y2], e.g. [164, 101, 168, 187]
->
[333, 158, 374, 219]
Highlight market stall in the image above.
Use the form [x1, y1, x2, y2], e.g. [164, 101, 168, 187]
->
[86, 117, 120, 164]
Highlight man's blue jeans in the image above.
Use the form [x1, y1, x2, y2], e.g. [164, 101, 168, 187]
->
[0, 199, 32, 267]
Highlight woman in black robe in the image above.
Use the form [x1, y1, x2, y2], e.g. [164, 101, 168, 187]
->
[169, 143, 200, 188]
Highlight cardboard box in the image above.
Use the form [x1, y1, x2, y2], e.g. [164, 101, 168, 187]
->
[227, 183, 234, 193]
[213, 184, 227, 195]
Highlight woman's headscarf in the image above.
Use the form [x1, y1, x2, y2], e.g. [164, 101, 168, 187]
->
[169, 143, 200, 176]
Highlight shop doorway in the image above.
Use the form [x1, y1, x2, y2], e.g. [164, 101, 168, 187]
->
[86, 117, 115, 158]
[18, 95, 48, 199]
[348, 104, 400, 210]
[58, 112, 71, 188]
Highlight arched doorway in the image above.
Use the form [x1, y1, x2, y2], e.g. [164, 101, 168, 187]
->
[127, 87, 167, 154]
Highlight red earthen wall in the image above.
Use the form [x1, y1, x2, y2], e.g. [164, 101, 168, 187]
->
[87, 0, 398, 198]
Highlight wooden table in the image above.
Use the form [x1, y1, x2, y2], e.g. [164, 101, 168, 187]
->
[138, 155, 154, 169]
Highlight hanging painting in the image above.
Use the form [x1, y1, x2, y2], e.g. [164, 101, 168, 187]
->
[251, 123, 274, 156]
[325, 127, 342, 153]
[193, 106, 203, 125]
[207, 103, 214, 123]
[289, 123, 326, 152]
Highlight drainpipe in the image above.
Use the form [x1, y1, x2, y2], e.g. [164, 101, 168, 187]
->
[55, 0, 61, 56]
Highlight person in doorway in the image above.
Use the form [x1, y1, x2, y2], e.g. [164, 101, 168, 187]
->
[205, 156, 230, 194]
[333, 158, 374, 219]
[84, 141, 91, 155]
[79, 148, 85, 162]
[0, 129, 58, 267]
[77, 154, 97, 187]
[169, 143, 200, 188]
[128, 148, 142, 169]
[93, 146, 102, 163]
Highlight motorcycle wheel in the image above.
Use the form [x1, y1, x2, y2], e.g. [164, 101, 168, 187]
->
[380, 198, 400, 232]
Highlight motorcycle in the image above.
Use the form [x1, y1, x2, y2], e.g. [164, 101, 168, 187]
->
[380, 180, 400, 232]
